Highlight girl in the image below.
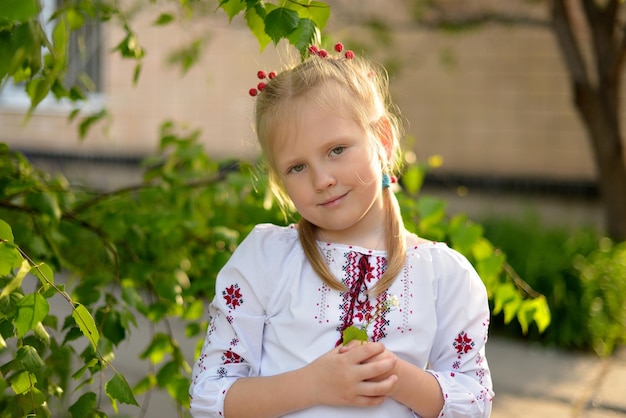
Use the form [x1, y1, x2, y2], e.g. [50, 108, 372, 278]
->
[190, 44, 494, 418]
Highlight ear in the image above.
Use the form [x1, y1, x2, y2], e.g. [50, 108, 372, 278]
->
[374, 117, 394, 160]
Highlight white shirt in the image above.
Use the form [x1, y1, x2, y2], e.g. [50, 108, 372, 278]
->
[190, 224, 494, 417]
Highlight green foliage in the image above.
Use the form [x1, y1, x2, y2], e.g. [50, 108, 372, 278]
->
[398, 173, 551, 337]
[482, 215, 626, 356]
[576, 240, 626, 356]
[218, 0, 330, 57]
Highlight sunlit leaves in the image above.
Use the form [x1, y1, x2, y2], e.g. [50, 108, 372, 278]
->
[154, 13, 175, 26]
[396, 168, 552, 337]
[15, 292, 49, 337]
[16, 345, 45, 372]
[1, 0, 40, 22]
[0, 219, 15, 243]
[72, 303, 99, 350]
[105, 373, 139, 409]
[265, 7, 299, 43]
[69, 392, 97, 418]
[219, 0, 329, 56]
[342, 325, 368, 345]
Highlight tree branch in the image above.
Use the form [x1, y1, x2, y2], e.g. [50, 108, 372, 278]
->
[550, 0, 590, 85]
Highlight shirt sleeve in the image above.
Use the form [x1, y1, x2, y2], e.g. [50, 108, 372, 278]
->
[427, 247, 494, 418]
[189, 225, 280, 417]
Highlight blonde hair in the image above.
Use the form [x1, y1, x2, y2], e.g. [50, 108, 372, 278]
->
[254, 52, 405, 295]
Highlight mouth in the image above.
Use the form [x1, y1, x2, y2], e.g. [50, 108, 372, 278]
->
[320, 192, 348, 207]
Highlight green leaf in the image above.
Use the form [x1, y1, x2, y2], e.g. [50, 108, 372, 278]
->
[140, 333, 173, 363]
[72, 303, 99, 349]
[493, 281, 517, 316]
[26, 76, 53, 109]
[78, 109, 107, 139]
[25, 191, 61, 221]
[305, 1, 330, 30]
[32, 262, 54, 289]
[133, 62, 142, 85]
[264, 7, 299, 44]
[9, 371, 36, 395]
[17, 345, 45, 372]
[33, 321, 50, 345]
[1, 0, 40, 22]
[52, 14, 69, 63]
[286, 18, 318, 56]
[105, 373, 139, 406]
[219, 0, 246, 21]
[531, 296, 551, 333]
[402, 164, 425, 195]
[1, 259, 31, 298]
[69, 391, 97, 418]
[65, 8, 85, 30]
[156, 360, 178, 388]
[0, 219, 14, 243]
[449, 215, 483, 254]
[342, 325, 368, 345]
[97, 309, 126, 346]
[15, 292, 49, 337]
[0, 241, 22, 277]
[245, 6, 271, 51]
[133, 374, 156, 395]
[154, 13, 174, 26]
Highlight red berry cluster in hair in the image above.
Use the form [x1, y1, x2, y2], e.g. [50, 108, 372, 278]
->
[308, 43, 354, 60]
[249, 69, 277, 97]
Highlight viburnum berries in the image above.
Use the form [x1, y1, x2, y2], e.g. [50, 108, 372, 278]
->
[249, 69, 274, 96]
[249, 42, 354, 97]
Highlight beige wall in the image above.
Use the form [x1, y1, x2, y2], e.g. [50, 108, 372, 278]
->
[1, 4, 624, 183]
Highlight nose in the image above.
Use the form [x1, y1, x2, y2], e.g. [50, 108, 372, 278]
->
[312, 166, 336, 191]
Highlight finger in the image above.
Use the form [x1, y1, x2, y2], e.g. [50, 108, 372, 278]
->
[356, 356, 397, 381]
[337, 339, 365, 354]
[345, 342, 385, 363]
[356, 374, 398, 398]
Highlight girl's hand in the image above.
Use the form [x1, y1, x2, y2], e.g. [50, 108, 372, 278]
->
[304, 341, 398, 407]
[339, 340, 398, 383]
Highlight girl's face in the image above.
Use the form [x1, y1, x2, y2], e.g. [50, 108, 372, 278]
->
[272, 99, 385, 247]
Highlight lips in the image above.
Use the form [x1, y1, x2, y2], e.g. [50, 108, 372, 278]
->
[320, 192, 348, 207]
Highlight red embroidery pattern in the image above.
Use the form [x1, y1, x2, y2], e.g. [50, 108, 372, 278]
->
[336, 252, 389, 345]
[222, 350, 244, 364]
[222, 284, 243, 310]
[453, 331, 475, 354]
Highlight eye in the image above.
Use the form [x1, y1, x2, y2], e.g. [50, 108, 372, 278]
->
[288, 163, 305, 174]
[330, 146, 345, 157]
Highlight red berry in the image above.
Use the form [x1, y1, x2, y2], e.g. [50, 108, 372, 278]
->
[268, 71, 277, 79]
[249, 88, 258, 97]
[257, 70, 266, 79]
[334, 43, 343, 52]
[308, 45, 319, 55]
[257, 82, 266, 91]
[318, 49, 328, 58]
[345, 50, 355, 59]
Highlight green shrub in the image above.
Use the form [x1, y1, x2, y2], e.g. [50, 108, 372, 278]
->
[482, 214, 626, 355]
[575, 240, 626, 356]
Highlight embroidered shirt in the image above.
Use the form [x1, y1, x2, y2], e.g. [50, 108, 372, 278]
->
[190, 224, 494, 417]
